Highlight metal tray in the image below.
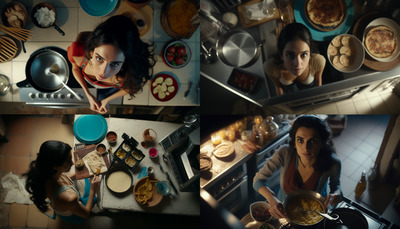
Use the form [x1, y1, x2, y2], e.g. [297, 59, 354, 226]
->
[227, 68, 259, 94]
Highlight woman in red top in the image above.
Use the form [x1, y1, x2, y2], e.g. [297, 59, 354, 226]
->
[68, 15, 155, 113]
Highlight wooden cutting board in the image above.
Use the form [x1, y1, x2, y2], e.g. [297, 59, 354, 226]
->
[74, 144, 111, 180]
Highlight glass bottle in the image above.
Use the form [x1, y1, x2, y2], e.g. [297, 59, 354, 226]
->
[259, 116, 279, 142]
[355, 170, 367, 199]
[278, 0, 290, 22]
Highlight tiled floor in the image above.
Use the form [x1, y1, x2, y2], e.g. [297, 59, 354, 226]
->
[331, 115, 400, 225]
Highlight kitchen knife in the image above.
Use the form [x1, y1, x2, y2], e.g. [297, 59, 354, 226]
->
[184, 81, 192, 99]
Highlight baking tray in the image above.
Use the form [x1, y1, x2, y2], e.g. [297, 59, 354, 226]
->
[112, 133, 145, 171]
[227, 68, 260, 94]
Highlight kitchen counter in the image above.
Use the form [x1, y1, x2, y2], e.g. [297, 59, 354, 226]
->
[73, 116, 200, 216]
[0, 0, 199, 108]
[200, 0, 400, 111]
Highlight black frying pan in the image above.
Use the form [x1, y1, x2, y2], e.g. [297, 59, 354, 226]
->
[324, 208, 368, 229]
[31, 2, 65, 36]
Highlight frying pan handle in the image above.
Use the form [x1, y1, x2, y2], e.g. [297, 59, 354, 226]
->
[16, 79, 29, 88]
[53, 24, 65, 36]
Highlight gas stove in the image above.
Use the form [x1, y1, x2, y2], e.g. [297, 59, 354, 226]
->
[17, 46, 95, 108]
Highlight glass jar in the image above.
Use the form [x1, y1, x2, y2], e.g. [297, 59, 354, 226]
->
[259, 116, 279, 142]
[211, 132, 222, 145]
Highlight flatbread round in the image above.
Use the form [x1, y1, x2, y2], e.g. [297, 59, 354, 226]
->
[339, 54, 351, 66]
[364, 25, 398, 58]
[328, 45, 338, 56]
[340, 46, 352, 56]
[331, 36, 342, 47]
[332, 55, 343, 69]
[213, 141, 235, 159]
[341, 35, 351, 46]
[200, 154, 213, 172]
[306, 0, 345, 28]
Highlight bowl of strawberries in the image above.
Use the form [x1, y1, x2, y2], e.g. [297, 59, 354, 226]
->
[163, 40, 191, 68]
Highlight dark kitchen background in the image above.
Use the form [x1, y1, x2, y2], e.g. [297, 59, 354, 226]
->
[201, 115, 400, 229]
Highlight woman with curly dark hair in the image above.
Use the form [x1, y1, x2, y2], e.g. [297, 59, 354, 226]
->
[24, 141, 100, 223]
[253, 115, 342, 219]
[67, 14, 155, 114]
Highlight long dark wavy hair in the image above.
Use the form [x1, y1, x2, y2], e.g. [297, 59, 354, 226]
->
[84, 15, 155, 97]
[23, 141, 72, 213]
[288, 115, 336, 173]
[274, 22, 316, 64]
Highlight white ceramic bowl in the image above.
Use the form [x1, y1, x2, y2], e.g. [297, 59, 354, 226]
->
[328, 34, 365, 73]
[250, 201, 272, 222]
[362, 17, 400, 62]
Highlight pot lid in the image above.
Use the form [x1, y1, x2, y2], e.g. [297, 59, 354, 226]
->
[30, 50, 69, 91]
[217, 31, 259, 67]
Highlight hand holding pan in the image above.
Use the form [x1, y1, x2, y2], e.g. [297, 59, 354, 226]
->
[31, 2, 65, 36]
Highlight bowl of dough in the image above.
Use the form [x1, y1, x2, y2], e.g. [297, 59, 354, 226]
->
[327, 34, 365, 73]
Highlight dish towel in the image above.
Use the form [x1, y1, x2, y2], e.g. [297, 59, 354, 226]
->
[1, 172, 33, 204]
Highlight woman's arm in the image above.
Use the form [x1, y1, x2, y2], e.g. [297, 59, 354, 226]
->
[98, 89, 129, 114]
[56, 175, 100, 218]
[313, 54, 326, 87]
[258, 186, 286, 219]
[325, 155, 343, 208]
[71, 63, 100, 111]
[314, 70, 323, 86]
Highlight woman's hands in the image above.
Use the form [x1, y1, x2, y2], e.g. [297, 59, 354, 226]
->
[324, 193, 342, 209]
[268, 197, 287, 219]
[90, 174, 100, 194]
[86, 93, 109, 114]
[98, 99, 110, 114]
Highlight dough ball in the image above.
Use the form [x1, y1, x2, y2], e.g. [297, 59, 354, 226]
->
[328, 45, 338, 56]
[332, 55, 343, 69]
[331, 36, 342, 47]
[341, 35, 351, 46]
[339, 54, 351, 67]
[340, 46, 352, 56]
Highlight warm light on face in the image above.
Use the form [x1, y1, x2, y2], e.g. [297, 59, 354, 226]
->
[282, 39, 311, 77]
[90, 44, 125, 81]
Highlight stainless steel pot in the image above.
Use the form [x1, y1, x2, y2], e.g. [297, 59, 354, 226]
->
[283, 189, 326, 227]
[17, 48, 70, 92]
[216, 30, 262, 68]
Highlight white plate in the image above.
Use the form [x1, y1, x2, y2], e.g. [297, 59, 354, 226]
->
[362, 17, 400, 63]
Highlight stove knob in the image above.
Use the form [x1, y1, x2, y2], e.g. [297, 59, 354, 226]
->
[37, 93, 43, 99]
[29, 93, 35, 99]
[68, 94, 75, 99]
[44, 94, 51, 99]
[60, 94, 65, 99]
[220, 184, 226, 190]
[53, 94, 58, 99]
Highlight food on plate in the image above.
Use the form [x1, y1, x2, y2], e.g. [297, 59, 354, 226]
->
[75, 158, 85, 169]
[167, 0, 197, 36]
[116, 149, 127, 159]
[135, 179, 154, 204]
[241, 140, 261, 153]
[229, 69, 258, 93]
[200, 153, 212, 172]
[34, 7, 55, 27]
[327, 45, 338, 56]
[339, 54, 351, 66]
[107, 170, 131, 193]
[164, 42, 189, 67]
[286, 197, 324, 225]
[341, 35, 351, 46]
[332, 55, 343, 68]
[125, 156, 137, 167]
[84, 152, 104, 174]
[306, 0, 345, 29]
[4, 4, 26, 28]
[122, 143, 131, 152]
[213, 141, 235, 158]
[331, 36, 342, 47]
[329, 35, 356, 70]
[131, 149, 144, 160]
[251, 206, 271, 222]
[152, 76, 176, 100]
[340, 46, 352, 56]
[364, 25, 398, 58]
